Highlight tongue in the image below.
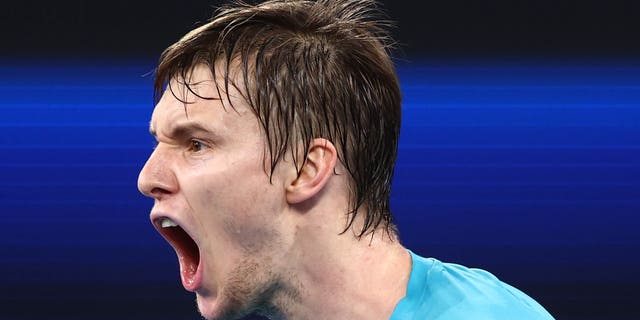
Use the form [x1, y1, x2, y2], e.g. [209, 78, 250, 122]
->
[163, 226, 201, 291]
[178, 250, 199, 290]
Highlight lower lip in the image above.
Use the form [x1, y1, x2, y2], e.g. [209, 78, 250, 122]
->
[180, 252, 203, 292]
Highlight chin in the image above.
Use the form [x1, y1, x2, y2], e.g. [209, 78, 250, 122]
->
[196, 292, 247, 320]
[197, 294, 225, 320]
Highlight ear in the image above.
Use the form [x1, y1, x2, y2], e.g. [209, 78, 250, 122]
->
[286, 138, 338, 204]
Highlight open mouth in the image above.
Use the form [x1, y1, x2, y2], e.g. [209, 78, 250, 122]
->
[155, 217, 201, 291]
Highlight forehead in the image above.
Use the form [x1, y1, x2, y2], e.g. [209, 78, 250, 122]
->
[150, 64, 253, 134]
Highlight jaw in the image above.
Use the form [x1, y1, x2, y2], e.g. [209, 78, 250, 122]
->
[196, 254, 291, 320]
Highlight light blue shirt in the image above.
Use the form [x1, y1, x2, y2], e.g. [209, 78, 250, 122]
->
[390, 251, 554, 319]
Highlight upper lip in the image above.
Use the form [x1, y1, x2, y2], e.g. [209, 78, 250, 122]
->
[151, 211, 184, 233]
[149, 211, 199, 247]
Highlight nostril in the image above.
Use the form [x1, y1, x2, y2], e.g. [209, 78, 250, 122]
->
[150, 187, 172, 197]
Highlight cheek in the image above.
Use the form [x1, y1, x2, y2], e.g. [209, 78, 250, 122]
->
[185, 159, 286, 251]
[219, 180, 286, 252]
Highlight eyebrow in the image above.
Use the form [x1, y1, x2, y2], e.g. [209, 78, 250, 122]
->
[149, 121, 216, 141]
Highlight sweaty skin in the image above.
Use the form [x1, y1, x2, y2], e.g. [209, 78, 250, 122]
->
[138, 64, 412, 320]
[138, 65, 297, 319]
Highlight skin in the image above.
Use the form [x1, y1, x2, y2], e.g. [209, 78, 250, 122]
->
[138, 64, 412, 320]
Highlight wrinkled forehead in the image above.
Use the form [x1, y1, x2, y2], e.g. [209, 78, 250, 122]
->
[161, 62, 250, 112]
[167, 64, 221, 101]
[149, 63, 257, 137]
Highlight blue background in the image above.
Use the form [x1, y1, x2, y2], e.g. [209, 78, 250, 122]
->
[1, 58, 638, 319]
[2, 0, 640, 319]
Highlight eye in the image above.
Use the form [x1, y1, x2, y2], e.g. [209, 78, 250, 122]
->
[188, 139, 206, 152]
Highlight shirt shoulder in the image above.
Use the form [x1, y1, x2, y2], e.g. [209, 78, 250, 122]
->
[390, 251, 554, 320]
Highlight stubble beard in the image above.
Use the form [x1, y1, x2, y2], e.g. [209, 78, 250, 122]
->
[199, 257, 292, 320]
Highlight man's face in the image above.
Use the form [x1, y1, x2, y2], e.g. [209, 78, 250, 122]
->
[137, 65, 293, 319]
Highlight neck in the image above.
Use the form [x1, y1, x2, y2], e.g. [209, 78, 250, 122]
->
[266, 217, 412, 320]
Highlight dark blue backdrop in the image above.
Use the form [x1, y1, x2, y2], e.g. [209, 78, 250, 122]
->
[1, 58, 639, 319]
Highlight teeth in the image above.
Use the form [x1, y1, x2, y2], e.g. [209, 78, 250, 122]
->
[160, 218, 178, 228]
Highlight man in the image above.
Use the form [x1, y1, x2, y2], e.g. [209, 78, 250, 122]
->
[137, 0, 554, 319]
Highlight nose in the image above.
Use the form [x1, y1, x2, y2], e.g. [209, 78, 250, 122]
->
[137, 146, 178, 200]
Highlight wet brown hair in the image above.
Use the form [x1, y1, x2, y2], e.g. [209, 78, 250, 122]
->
[154, 0, 401, 238]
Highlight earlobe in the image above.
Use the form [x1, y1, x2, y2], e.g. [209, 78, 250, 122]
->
[286, 138, 338, 204]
